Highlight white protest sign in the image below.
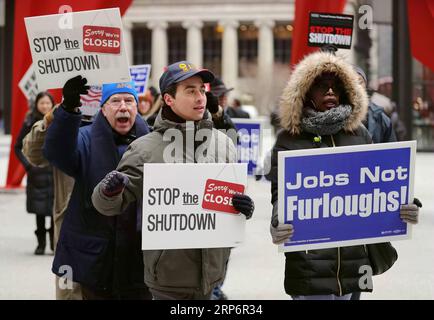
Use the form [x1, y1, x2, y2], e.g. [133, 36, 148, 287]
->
[24, 8, 131, 90]
[18, 64, 39, 101]
[142, 163, 248, 250]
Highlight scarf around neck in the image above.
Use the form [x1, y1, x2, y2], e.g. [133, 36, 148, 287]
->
[300, 104, 352, 136]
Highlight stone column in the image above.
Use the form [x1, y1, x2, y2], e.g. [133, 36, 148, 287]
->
[0, 0, 5, 27]
[122, 20, 134, 66]
[147, 21, 168, 85]
[255, 19, 275, 113]
[182, 20, 203, 66]
[255, 19, 275, 81]
[219, 19, 239, 91]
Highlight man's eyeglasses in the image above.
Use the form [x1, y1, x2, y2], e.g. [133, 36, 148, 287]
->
[107, 98, 136, 108]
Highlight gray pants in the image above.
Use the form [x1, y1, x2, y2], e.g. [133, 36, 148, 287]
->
[292, 294, 352, 300]
[150, 288, 212, 300]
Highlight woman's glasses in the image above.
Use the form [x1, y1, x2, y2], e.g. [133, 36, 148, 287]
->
[312, 80, 344, 95]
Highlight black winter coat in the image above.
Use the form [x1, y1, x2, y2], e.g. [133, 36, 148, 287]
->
[14, 111, 54, 216]
[270, 128, 373, 296]
[273, 51, 374, 296]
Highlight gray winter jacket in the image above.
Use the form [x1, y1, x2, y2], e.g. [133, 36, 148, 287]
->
[92, 110, 237, 295]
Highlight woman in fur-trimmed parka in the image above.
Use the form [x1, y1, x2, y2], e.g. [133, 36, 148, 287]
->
[269, 51, 420, 300]
[268, 51, 374, 300]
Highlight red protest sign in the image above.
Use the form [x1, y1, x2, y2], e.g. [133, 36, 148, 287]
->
[83, 25, 121, 54]
[202, 179, 245, 214]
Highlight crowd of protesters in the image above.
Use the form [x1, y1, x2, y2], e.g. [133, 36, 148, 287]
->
[16, 47, 421, 300]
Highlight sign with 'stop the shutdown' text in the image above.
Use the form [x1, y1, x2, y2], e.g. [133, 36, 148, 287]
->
[308, 12, 354, 49]
[142, 163, 248, 250]
[278, 141, 416, 253]
[24, 8, 131, 90]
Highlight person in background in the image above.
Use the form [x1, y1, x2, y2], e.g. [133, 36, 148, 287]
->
[22, 106, 90, 300]
[137, 91, 153, 120]
[375, 97, 407, 141]
[210, 78, 248, 119]
[144, 86, 163, 128]
[353, 66, 397, 144]
[14, 92, 55, 255]
[22, 105, 84, 299]
[352, 66, 422, 300]
[229, 98, 250, 119]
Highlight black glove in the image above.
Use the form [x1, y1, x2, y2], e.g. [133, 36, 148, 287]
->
[232, 194, 254, 220]
[413, 197, 422, 208]
[62, 75, 90, 112]
[100, 170, 129, 197]
[205, 91, 220, 114]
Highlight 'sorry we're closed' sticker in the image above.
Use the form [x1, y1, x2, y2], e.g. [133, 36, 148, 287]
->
[202, 179, 245, 214]
[83, 25, 121, 54]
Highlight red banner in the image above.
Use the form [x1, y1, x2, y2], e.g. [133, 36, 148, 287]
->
[5, 0, 132, 188]
[407, 0, 434, 72]
[290, 0, 347, 67]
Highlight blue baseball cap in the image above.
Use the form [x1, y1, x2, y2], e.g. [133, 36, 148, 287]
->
[159, 61, 215, 94]
[100, 81, 139, 106]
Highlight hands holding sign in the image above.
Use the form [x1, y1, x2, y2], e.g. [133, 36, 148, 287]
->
[62, 75, 90, 112]
[232, 194, 254, 220]
[270, 220, 294, 245]
[270, 204, 294, 245]
[400, 198, 422, 224]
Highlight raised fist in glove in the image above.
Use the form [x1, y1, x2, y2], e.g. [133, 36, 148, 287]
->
[205, 91, 220, 114]
[400, 197, 422, 224]
[100, 170, 129, 197]
[62, 75, 90, 112]
[232, 194, 254, 220]
[270, 219, 294, 245]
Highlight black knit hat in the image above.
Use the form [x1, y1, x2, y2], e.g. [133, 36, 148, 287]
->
[210, 78, 234, 97]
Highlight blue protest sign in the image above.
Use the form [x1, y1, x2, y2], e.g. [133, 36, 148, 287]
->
[232, 119, 264, 175]
[129, 64, 151, 95]
[278, 141, 416, 252]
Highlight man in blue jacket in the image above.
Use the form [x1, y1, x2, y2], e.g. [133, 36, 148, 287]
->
[43, 75, 151, 299]
[354, 66, 397, 144]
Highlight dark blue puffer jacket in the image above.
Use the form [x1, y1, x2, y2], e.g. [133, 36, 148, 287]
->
[43, 106, 150, 293]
